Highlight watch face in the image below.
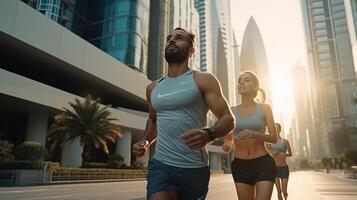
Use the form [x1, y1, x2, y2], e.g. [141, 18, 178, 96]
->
[208, 129, 217, 140]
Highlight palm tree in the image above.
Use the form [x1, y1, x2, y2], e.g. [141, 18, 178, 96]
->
[48, 95, 122, 165]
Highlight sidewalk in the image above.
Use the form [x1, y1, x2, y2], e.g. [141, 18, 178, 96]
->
[271, 171, 320, 200]
[271, 170, 357, 200]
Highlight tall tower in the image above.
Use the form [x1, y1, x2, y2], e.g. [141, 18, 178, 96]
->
[240, 17, 273, 105]
[233, 32, 241, 106]
[194, 0, 214, 73]
[169, 0, 201, 71]
[147, 0, 171, 80]
[292, 65, 319, 160]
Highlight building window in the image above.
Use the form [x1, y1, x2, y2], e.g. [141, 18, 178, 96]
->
[351, 0, 357, 34]
[36, 0, 62, 22]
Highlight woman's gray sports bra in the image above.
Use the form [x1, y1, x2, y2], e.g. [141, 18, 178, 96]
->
[232, 104, 267, 138]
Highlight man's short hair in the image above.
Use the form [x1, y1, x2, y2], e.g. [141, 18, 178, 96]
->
[174, 27, 195, 47]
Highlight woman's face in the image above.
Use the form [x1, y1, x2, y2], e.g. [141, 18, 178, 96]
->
[237, 73, 258, 95]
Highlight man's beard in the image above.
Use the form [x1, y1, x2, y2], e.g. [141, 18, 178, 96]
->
[165, 45, 189, 64]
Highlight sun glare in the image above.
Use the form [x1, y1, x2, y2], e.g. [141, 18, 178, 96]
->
[270, 72, 294, 131]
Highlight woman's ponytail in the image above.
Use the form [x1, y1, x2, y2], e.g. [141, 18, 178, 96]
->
[257, 88, 266, 103]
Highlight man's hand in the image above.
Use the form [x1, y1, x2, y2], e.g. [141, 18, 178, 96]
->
[222, 141, 233, 152]
[132, 140, 149, 157]
[237, 129, 257, 140]
[181, 129, 211, 150]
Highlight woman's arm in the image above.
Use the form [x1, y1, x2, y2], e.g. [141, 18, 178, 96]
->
[285, 139, 293, 157]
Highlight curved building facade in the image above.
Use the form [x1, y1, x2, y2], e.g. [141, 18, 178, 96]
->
[72, 0, 150, 73]
[1, 0, 151, 167]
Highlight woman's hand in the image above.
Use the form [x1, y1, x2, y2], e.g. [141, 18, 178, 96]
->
[237, 129, 257, 140]
[222, 141, 233, 152]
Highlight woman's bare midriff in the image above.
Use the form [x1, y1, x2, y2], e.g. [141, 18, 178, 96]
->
[272, 153, 288, 166]
[234, 138, 268, 159]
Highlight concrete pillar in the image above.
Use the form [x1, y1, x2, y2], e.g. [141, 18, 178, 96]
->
[26, 112, 49, 145]
[61, 137, 83, 167]
[135, 147, 150, 167]
[116, 129, 132, 166]
[210, 153, 222, 170]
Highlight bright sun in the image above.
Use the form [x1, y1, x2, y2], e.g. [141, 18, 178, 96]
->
[270, 72, 294, 133]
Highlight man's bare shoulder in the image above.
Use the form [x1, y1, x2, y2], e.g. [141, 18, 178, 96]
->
[146, 79, 161, 99]
[194, 71, 218, 85]
[146, 81, 157, 91]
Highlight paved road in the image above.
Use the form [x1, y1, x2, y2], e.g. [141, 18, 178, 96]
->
[0, 171, 356, 199]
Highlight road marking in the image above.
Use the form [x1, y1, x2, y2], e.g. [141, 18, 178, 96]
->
[20, 195, 72, 200]
[0, 189, 49, 194]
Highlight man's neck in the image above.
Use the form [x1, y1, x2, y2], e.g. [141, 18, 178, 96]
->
[167, 61, 189, 78]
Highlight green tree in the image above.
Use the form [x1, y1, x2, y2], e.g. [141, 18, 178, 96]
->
[48, 96, 122, 165]
[321, 157, 331, 173]
[342, 150, 357, 166]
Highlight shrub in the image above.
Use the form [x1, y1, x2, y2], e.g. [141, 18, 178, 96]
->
[0, 161, 59, 170]
[300, 159, 311, 169]
[0, 139, 14, 161]
[321, 157, 331, 168]
[14, 141, 47, 161]
[108, 154, 124, 168]
[81, 162, 115, 169]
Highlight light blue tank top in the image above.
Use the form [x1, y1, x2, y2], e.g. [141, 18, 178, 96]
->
[150, 69, 209, 168]
[231, 104, 266, 138]
[271, 138, 286, 153]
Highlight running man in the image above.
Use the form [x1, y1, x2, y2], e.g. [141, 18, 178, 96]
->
[132, 27, 235, 200]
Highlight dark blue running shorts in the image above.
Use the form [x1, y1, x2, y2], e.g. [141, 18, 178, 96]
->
[146, 158, 210, 200]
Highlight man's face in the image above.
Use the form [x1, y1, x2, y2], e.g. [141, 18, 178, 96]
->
[164, 30, 192, 64]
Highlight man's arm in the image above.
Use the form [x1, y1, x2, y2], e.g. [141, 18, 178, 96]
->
[198, 73, 235, 137]
[132, 82, 158, 157]
[181, 72, 235, 150]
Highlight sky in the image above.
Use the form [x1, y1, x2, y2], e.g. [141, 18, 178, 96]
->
[230, 0, 308, 133]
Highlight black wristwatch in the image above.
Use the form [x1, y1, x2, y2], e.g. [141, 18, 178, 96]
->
[203, 128, 217, 141]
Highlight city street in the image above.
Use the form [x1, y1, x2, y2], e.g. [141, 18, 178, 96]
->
[0, 170, 356, 200]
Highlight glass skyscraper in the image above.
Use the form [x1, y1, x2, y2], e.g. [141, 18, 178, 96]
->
[194, 0, 214, 73]
[23, 0, 150, 74]
[301, 0, 357, 156]
[72, 0, 150, 73]
[36, 0, 62, 22]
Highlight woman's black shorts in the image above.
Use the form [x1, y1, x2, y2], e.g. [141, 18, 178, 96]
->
[276, 166, 289, 179]
[231, 154, 277, 185]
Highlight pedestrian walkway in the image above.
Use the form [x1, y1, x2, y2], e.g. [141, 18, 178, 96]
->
[0, 170, 355, 200]
[271, 170, 357, 200]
